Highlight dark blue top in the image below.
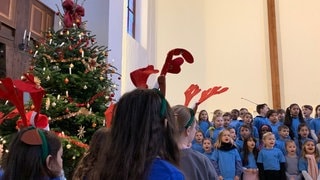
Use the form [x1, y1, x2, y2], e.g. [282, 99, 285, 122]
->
[148, 158, 184, 180]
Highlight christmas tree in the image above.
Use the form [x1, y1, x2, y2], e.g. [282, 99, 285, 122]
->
[0, 0, 119, 178]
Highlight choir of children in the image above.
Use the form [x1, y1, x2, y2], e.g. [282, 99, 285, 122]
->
[193, 104, 320, 180]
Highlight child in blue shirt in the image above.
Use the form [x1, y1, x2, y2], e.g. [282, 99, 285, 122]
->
[257, 132, 286, 179]
[235, 124, 252, 153]
[198, 109, 211, 134]
[241, 136, 259, 180]
[240, 112, 259, 140]
[302, 105, 313, 127]
[202, 138, 214, 162]
[223, 112, 232, 128]
[212, 129, 242, 180]
[258, 124, 272, 150]
[267, 109, 282, 139]
[294, 123, 313, 156]
[253, 103, 270, 131]
[192, 130, 205, 153]
[229, 109, 240, 128]
[211, 115, 225, 143]
[283, 103, 305, 140]
[298, 139, 320, 180]
[310, 105, 320, 142]
[275, 125, 290, 155]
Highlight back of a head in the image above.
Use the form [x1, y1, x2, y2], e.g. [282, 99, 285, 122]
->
[256, 104, 266, 114]
[2, 127, 61, 180]
[172, 105, 195, 134]
[89, 127, 111, 153]
[95, 88, 180, 180]
[73, 127, 111, 180]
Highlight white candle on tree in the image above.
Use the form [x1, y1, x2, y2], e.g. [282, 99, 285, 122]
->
[23, 30, 26, 40]
[28, 31, 31, 41]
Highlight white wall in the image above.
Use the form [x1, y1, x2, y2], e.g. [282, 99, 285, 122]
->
[277, 0, 320, 111]
[155, 0, 271, 115]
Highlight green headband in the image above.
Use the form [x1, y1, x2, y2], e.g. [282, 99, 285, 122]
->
[153, 88, 167, 119]
[21, 127, 49, 164]
[184, 108, 195, 128]
[38, 129, 49, 164]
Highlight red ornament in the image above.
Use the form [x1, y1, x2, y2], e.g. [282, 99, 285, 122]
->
[64, 78, 69, 84]
[65, 108, 70, 113]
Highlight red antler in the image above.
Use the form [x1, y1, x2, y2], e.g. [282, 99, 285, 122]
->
[130, 65, 159, 88]
[196, 86, 229, 105]
[0, 74, 46, 128]
[161, 48, 194, 76]
[184, 84, 201, 107]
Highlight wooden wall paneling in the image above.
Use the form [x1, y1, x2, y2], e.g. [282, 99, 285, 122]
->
[30, 3, 45, 38]
[0, 0, 55, 79]
[45, 13, 54, 31]
[0, 0, 16, 27]
[30, 0, 55, 39]
[267, 0, 281, 109]
[0, 22, 15, 41]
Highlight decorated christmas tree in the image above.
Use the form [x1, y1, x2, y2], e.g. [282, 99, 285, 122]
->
[0, 0, 119, 178]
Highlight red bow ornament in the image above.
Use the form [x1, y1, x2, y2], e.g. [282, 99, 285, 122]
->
[62, 0, 85, 28]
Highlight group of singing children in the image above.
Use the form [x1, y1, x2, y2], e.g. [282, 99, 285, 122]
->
[192, 104, 320, 180]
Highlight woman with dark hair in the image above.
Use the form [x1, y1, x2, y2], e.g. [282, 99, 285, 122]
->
[0, 127, 63, 179]
[173, 105, 218, 179]
[87, 88, 184, 180]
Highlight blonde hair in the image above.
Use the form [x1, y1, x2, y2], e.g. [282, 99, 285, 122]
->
[213, 109, 223, 116]
[214, 129, 234, 149]
[262, 132, 274, 140]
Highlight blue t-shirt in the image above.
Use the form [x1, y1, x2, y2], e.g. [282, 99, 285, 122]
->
[269, 122, 282, 139]
[305, 118, 314, 127]
[198, 121, 211, 134]
[212, 127, 224, 143]
[310, 118, 320, 136]
[275, 138, 288, 156]
[241, 152, 258, 169]
[212, 148, 242, 179]
[203, 151, 214, 161]
[298, 156, 320, 172]
[253, 116, 270, 130]
[291, 117, 301, 139]
[148, 158, 184, 180]
[257, 147, 286, 170]
[191, 142, 204, 153]
[229, 119, 239, 129]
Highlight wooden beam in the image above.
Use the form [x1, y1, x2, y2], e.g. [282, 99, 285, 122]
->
[267, 0, 281, 109]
